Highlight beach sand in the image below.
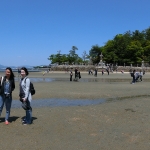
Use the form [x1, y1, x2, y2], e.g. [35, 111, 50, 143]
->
[0, 71, 150, 150]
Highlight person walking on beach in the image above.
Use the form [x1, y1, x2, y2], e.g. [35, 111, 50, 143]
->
[70, 71, 73, 81]
[75, 68, 78, 78]
[78, 70, 81, 79]
[94, 68, 97, 77]
[131, 70, 136, 84]
[19, 67, 32, 125]
[0, 67, 15, 125]
[91, 69, 93, 75]
[139, 70, 143, 81]
[106, 68, 109, 75]
[102, 69, 104, 75]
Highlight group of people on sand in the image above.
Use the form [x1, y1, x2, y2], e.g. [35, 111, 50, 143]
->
[130, 70, 145, 84]
[88, 68, 98, 76]
[70, 68, 81, 81]
[0, 67, 33, 125]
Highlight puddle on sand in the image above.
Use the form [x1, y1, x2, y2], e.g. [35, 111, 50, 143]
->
[15, 77, 55, 82]
[15, 77, 132, 83]
[11, 98, 106, 108]
[15, 77, 150, 83]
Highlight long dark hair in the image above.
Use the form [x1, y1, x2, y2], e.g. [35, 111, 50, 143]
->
[5, 67, 15, 80]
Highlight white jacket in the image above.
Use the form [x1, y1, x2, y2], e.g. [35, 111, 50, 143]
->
[20, 77, 32, 102]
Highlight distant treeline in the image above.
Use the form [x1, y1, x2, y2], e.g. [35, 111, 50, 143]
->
[48, 27, 150, 66]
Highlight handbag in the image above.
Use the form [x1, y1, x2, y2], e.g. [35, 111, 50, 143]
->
[21, 101, 31, 110]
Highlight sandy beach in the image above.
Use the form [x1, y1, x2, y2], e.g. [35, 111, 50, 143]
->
[0, 71, 150, 150]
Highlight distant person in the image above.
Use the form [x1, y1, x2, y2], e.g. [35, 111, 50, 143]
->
[78, 70, 81, 79]
[139, 70, 143, 81]
[75, 68, 78, 78]
[94, 68, 97, 77]
[91, 69, 93, 75]
[102, 70, 104, 75]
[135, 70, 140, 82]
[42, 71, 47, 76]
[18, 68, 21, 77]
[70, 71, 73, 81]
[19, 67, 32, 125]
[0, 67, 15, 125]
[74, 70, 81, 82]
[106, 68, 109, 75]
[131, 70, 136, 84]
[48, 68, 51, 73]
[121, 70, 124, 74]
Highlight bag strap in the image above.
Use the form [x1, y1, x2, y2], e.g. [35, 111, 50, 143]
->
[23, 77, 28, 84]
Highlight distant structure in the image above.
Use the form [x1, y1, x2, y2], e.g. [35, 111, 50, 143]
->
[141, 60, 145, 68]
[98, 52, 106, 68]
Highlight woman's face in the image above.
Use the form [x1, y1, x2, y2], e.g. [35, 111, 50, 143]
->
[21, 70, 26, 78]
[5, 69, 11, 78]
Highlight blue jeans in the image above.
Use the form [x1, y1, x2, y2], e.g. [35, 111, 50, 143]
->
[24, 100, 32, 124]
[0, 95, 12, 121]
[132, 76, 135, 83]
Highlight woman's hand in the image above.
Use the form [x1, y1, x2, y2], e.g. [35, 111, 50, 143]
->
[22, 98, 26, 101]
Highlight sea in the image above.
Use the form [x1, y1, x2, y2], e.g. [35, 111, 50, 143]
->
[0, 67, 40, 72]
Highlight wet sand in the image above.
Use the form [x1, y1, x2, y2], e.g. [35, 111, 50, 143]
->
[0, 71, 150, 150]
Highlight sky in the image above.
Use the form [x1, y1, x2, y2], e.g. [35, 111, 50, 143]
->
[0, 0, 150, 67]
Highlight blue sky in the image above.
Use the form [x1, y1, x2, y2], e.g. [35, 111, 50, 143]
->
[0, 0, 150, 66]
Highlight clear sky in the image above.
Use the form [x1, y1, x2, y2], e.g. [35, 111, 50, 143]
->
[0, 0, 150, 66]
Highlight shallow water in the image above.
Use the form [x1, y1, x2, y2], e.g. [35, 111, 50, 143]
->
[15, 77, 55, 82]
[12, 98, 105, 108]
[15, 77, 133, 83]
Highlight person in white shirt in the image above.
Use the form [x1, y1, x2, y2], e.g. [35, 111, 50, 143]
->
[19, 67, 32, 125]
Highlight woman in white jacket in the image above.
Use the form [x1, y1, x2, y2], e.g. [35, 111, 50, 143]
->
[19, 67, 32, 125]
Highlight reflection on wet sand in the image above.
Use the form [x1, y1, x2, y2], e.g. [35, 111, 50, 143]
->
[15, 77, 150, 83]
[12, 98, 106, 108]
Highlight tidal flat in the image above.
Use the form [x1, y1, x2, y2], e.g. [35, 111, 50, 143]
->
[0, 71, 150, 150]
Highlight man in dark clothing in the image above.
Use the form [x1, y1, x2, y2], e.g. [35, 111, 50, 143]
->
[131, 70, 136, 84]
[94, 69, 97, 77]
[106, 69, 109, 75]
[75, 68, 78, 78]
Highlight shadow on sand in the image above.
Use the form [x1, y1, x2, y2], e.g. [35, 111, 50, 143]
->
[0, 116, 19, 123]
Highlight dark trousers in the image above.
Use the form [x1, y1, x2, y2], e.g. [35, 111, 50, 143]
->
[132, 76, 135, 83]
[70, 76, 72, 81]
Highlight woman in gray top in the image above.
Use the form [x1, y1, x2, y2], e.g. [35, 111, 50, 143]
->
[0, 67, 15, 125]
[19, 67, 32, 125]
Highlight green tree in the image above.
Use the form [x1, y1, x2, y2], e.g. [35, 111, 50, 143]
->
[143, 40, 150, 63]
[126, 41, 144, 65]
[145, 27, 150, 40]
[48, 27, 150, 66]
[61, 54, 68, 64]
[68, 46, 79, 64]
[89, 45, 103, 64]
[48, 54, 60, 64]
[69, 46, 78, 56]
[103, 40, 117, 64]
[82, 50, 89, 64]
